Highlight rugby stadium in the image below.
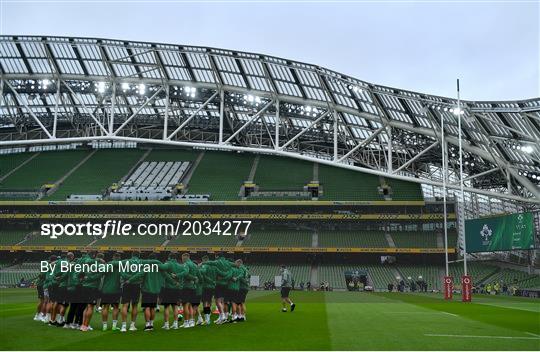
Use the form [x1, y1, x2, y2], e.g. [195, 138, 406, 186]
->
[0, 36, 539, 351]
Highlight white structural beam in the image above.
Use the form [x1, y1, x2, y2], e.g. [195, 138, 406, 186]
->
[167, 91, 218, 140]
[163, 85, 170, 140]
[333, 110, 338, 161]
[61, 80, 109, 136]
[394, 141, 439, 174]
[52, 80, 60, 138]
[224, 100, 273, 144]
[450, 167, 500, 185]
[275, 99, 280, 150]
[108, 82, 116, 135]
[387, 126, 393, 173]
[113, 87, 163, 136]
[280, 111, 330, 150]
[219, 89, 224, 144]
[337, 126, 385, 163]
[4, 81, 53, 139]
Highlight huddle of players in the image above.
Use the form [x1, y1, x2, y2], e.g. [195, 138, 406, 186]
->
[33, 250, 250, 332]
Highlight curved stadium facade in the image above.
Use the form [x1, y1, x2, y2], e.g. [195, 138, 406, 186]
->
[0, 36, 538, 292]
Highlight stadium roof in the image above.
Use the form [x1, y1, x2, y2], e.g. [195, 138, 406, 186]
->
[0, 36, 539, 203]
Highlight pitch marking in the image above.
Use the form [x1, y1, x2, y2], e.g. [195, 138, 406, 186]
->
[441, 311, 458, 317]
[425, 334, 540, 340]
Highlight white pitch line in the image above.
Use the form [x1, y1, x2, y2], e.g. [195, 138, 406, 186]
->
[441, 311, 458, 317]
[425, 334, 540, 340]
[390, 312, 441, 314]
[389, 311, 458, 317]
[525, 332, 540, 337]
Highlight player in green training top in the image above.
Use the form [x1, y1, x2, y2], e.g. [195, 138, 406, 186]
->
[199, 255, 217, 325]
[80, 252, 105, 331]
[180, 252, 199, 328]
[100, 252, 122, 331]
[204, 252, 234, 324]
[159, 252, 184, 330]
[237, 259, 250, 322]
[34, 263, 47, 322]
[120, 251, 142, 332]
[280, 265, 296, 312]
[127, 253, 178, 331]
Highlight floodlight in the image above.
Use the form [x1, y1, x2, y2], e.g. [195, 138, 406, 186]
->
[121, 83, 129, 90]
[521, 145, 533, 154]
[97, 82, 106, 93]
[138, 84, 146, 94]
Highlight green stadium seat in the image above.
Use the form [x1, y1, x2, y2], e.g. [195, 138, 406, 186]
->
[318, 164, 382, 201]
[382, 178, 424, 201]
[317, 231, 388, 248]
[23, 232, 95, 246]
[0, 153, 37, 179]
[254, 156, 313, 191]
[188, 151, 252, 200]
[165, 233, 238, 247]
[0, 231, 30, 245]
[243, 230, 312, 247]
[47, 149, 145, 200]
[248, 264, 310, 287]
[390, 232, 438, 248]
[448, 262, 499, 284]
[0, 150, 90, 193]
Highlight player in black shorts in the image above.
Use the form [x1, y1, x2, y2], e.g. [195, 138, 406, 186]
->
[33, 271, 46, 322]
[160, 253, 181, 330]
[180, 253, 198, 328]
[80, 252, 103, 331]
[237, 259, 250, 322]
[128, 253, 166, 331]
[280, 265, 296, 313]
[200, 255, 216, 325]
[120, 251, 142, 332]
[100, 252, 122, 331]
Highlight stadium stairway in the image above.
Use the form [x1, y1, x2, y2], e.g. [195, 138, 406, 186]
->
[0, 150, 90, 196]
[248, 155, 260, 182]
[310, 264, 318, 287]
[43, 150, 97, 199]
[188, 151, 254, 200]
[385, 233, 396, 247]
[436, 232, 444, 248]
[182, 151, 205, 194]
[0, 152, 39, 182]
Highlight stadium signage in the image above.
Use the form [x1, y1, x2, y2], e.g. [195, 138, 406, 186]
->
[461, 275, 472, 302]
[0, 213, 457, 220]
[465, 212, 535, 252]
[0, 245, 456, 254]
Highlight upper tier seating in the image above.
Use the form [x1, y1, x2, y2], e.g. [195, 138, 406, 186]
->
[187, 151, 252, 200]
[318, 231, 388, 248]
[47, 149, 144, 200]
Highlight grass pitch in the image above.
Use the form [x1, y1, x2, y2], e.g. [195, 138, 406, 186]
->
[0, 289, 539, 350]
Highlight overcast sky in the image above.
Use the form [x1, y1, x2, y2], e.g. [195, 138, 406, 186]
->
[1, 0, 538, 101]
